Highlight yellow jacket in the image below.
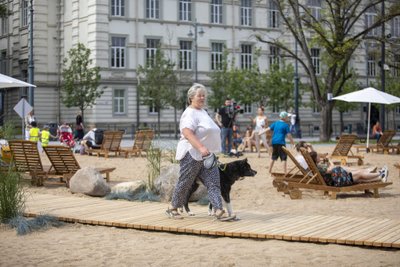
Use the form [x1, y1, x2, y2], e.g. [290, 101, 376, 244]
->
[29, 127, 40, 142]
[41, 130, 50, 147]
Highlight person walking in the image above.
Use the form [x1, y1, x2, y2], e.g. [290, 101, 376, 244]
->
[215, 98, 236, 155]
[252, 107, 270, 158]
[24, 110, 36, 140]
[260, 111, 295, 175]
[166, 84, 234, 221]
[75, 111, 85, 141]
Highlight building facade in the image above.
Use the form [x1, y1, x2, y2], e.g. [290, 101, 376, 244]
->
[0, 0, 399, 137]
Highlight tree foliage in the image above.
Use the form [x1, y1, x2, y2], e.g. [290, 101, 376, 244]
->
[0, 4, 10, 18]
[256, 0, 400, 141]
[61, 43, 102, 121]
[137, 48, 178, 134]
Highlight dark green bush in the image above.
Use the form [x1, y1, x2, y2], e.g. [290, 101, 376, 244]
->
[0, 169, 25, 223]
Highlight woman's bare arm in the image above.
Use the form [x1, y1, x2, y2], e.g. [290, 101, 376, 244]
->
[182, 128, 209, 157]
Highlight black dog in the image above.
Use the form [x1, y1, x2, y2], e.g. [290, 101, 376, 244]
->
[182, 158, 257, 217]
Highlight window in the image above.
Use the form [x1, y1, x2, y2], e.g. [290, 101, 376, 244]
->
[307, 0, 321, 21]
[392, 54, 400, 77]
[111, 0, 125, 17]
[367, 53, 376, 77]
[243, 104, 252, 114]
[240, 0, 252, 26]
[241, 44, 252, 70]
[269, 45, 280, 68]
[392, 16, 400, 38]
[0, 51, 7, 74]
[268, 0, 279, 28]
[396, 106, 400, 115]
[365, 7, 379, 37]
[146, 39, 160, 66]
[149, 101, 159, 114]
[113, 89, 126, 115]
[146, 0, 159, 19]
[21, 0, 29, 27]
[211, 0, 223, 24]
[312, 102, 321, 113]
[0, 17, 8, 36]
[211, 42, 223, 70]
[179, 0, 191, 21]
[179, 41, 192, 70]
[111, 37, 126, 68]
[311, 48, 320, 75]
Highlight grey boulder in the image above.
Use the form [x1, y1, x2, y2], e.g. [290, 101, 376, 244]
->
[69, 167, 111, 197]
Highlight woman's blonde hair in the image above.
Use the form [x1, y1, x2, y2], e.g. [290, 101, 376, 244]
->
[187, 83, 207, 105]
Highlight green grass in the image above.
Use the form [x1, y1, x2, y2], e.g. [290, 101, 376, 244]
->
[0, 169, 25, 223]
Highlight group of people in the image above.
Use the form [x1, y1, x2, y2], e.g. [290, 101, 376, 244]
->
[24, 110, 86, 150]
[165, 83, 390, 221]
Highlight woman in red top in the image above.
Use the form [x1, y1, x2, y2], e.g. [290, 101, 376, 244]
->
[372, 121, 383, 141]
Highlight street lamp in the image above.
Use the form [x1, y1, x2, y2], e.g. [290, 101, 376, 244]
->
[188, 19, 205, 83]
[28, 0, 34, 106]
[293, 39, 301, 138]
[380, 0, 385, 130]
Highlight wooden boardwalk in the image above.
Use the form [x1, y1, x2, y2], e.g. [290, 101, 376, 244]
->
[24, 194, 400, 249]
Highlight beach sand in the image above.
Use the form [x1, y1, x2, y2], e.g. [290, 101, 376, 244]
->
[1, 144, 399, 266]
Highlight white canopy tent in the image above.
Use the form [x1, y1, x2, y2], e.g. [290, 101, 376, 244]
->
[332, 87, 400, 149]
[0, 73, 36, 88]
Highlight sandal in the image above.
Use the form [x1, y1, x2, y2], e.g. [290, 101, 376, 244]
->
[214, 209, 236, 222]
[165, 208, 183, 220]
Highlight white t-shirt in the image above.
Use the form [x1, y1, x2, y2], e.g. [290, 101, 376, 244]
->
[295, 154, 308, 170]
[176, 107, 221, 161]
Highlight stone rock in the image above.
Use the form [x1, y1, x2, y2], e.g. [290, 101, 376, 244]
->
[69, 167, 111, 197]
[110, 181, 146, 196]
[154, 164, 207, 202]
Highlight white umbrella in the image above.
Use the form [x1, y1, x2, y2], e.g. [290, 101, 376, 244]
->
[0, 73, 36, 88]
[333, 87, 400, 148]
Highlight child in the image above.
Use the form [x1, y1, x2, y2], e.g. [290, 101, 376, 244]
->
[40, 125, 57, 148]
[29, 121, 40, 143]
[261, 111, 295, 174]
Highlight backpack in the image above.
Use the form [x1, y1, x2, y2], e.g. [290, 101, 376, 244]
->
[94, 129, 104, 145]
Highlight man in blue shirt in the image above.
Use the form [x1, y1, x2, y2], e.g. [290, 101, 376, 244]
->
[262, 111, 295, 175]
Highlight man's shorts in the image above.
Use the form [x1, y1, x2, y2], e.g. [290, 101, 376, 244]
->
[271, 144, 287, 161]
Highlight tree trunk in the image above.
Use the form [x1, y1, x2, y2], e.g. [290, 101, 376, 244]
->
[174, 107, 178, 140]
[339, 111, 344, 133]
[319, 102, 334, 141]
[157, 110, 161, 138]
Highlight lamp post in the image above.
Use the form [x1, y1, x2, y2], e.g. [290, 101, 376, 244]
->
[188, 19, 205, 83]
[28, 0, 34, 106]
[294, 39, 301, 138]
[380, 0, 385, 130]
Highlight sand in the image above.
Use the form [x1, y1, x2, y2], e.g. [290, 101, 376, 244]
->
[1, 144, 399, 266]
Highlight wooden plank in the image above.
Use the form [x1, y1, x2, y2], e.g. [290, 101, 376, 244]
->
[356, 221, 400, 246]
[307, 217, 361, 242]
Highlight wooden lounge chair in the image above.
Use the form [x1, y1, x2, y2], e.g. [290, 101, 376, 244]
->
[271, 146, 311, 192]
[370, 130, 397, 154]
[286, 148, 392, 199]
[8, 140, 60, 186]
[87, 130, 124, 158]
[355, 130, 397, 154]
[43, 145, 116, 183]
[330, 134, 364, 166]
[120, 129, 155, 158]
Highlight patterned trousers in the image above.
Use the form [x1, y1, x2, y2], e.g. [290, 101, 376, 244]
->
[171, 152, 223, 210]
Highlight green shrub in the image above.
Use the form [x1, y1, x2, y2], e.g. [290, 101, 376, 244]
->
[0, 120, 18, 140]
[146, 146, 161, 192]
[0, 169, 25, 223]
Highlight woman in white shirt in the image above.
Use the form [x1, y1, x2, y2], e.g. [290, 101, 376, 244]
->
[166, 84, 232, 221]
[252, 107, 270, 157]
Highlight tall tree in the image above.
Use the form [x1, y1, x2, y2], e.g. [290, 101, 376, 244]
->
[256, 0, 400, 141]
[137, 48, 178, 136]
[61, 43, 102, 121]
[264, 62, 300, 111]
[0, 4, 9, 18]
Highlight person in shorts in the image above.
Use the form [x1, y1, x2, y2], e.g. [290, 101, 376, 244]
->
[261, 111, 294, 175]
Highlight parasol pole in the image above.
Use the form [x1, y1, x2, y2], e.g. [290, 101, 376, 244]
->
[366, 102, 371, 151]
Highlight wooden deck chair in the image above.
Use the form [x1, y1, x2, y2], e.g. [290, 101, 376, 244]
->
[370, 130, 396, 154]
[87, 130, 124, 158]
[330, 134, 364, 166]
[271, 146, 312, 192]
[8, 140, 60, 186]
[120, 129, 155, 158]
[43, 145, 116, 183]
[287, 148, 392, 199]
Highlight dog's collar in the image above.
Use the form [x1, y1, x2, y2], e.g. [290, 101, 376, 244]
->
[218, 163, 227, 172]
